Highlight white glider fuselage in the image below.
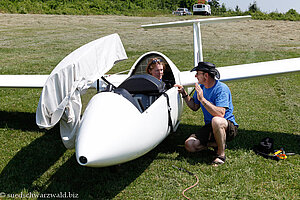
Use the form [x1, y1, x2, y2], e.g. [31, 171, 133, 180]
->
[76, 87, 181, 167]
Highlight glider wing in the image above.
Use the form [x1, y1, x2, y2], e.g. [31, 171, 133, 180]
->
[180, 57, 300, 86]
[0, 75, 48, 88]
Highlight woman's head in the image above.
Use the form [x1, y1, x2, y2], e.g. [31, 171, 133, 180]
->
[146, 58, 165, 80]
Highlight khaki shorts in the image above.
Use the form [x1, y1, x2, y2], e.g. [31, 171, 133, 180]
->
[190, 120, 238, 146]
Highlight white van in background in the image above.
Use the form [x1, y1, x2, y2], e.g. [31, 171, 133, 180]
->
[193, 4, 211, 15]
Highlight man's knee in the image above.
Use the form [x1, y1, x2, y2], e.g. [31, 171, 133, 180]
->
[211, 117, 228, 130]
[185, 137, 198, 152]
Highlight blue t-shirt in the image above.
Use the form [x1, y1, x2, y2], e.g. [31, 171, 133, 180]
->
[193, 80, 238, 127]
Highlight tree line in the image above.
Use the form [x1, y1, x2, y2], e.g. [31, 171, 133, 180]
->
[0, 0, 299, 20]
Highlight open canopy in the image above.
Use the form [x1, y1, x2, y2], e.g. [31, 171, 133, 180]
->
[36, 33, 127, 149]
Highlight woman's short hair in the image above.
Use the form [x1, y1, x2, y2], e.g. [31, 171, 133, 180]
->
[146, 58, 165, 74]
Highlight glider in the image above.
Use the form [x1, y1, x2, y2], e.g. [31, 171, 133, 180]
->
[0, 16, 299, 167]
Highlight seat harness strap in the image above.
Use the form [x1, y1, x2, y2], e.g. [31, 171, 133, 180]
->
[163, 92, 173, 133]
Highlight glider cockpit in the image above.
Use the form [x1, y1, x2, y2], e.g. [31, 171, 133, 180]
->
[129, 52, 176, 89]
[109, 52, 176, 113]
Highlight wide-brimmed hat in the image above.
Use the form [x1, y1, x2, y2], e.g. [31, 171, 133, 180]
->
[190, 62, 220, 79]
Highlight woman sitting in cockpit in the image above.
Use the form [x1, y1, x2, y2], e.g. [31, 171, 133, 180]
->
[146, 58, 165, 81]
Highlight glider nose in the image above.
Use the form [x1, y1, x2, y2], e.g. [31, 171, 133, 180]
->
[79, 156, 88, 165]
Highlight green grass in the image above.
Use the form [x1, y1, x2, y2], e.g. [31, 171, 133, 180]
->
[0, 14, 299, 199]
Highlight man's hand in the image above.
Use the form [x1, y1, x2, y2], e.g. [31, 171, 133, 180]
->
[195, 83, 203, 102]
[174, 84, 200, 111]
[174, 84, 185, 95]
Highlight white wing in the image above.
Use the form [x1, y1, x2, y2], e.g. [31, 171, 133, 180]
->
[0, 34, 128, 90]
[179, 57, 300, 86]
[0, 74, 128, 89]
[0, 75, 48, 88]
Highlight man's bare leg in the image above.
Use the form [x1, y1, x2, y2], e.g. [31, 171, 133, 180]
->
[211, 117, 228, 164]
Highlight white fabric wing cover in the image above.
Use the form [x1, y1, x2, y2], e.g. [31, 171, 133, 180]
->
[36, 33, 127, 149]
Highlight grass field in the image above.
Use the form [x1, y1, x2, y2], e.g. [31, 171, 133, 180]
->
[0, 14, 299, 199]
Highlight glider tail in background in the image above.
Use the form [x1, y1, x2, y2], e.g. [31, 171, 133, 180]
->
[142, 16, 300, 86]
[141, 16, 252, 66]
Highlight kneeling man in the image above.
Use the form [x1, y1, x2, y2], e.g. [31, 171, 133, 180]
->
[175, 62, 238, 166]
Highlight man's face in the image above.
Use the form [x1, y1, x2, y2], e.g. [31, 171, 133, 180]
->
[195, 71, 205, 83]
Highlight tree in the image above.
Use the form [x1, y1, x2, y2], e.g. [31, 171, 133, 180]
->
[208, 0, 220, 15]
[248, 1, 259, 12]
[208, 0, 220, 9]
[220, 3, 226, 13]
[178, 0, 194, 9]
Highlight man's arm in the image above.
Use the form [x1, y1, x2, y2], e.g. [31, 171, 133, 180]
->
[195, 83, 225, 117]
[174, 84, 200, 111]
[198, 97, 225, 117]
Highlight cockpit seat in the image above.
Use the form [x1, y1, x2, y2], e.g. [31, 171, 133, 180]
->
[118, 74, 165, 94]
[117, 74, 165, 112]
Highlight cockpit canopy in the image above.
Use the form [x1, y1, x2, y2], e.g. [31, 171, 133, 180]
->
[129, 52, 176, 89]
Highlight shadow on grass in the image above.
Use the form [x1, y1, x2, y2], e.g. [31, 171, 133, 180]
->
[0, 126, 66, 195]
[0, 111, 40, 132]
[40, 152, 157, 199]
[0, 111, 156, 199]
[0, 140, 156, 199]
[156, 123, 300, 165]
